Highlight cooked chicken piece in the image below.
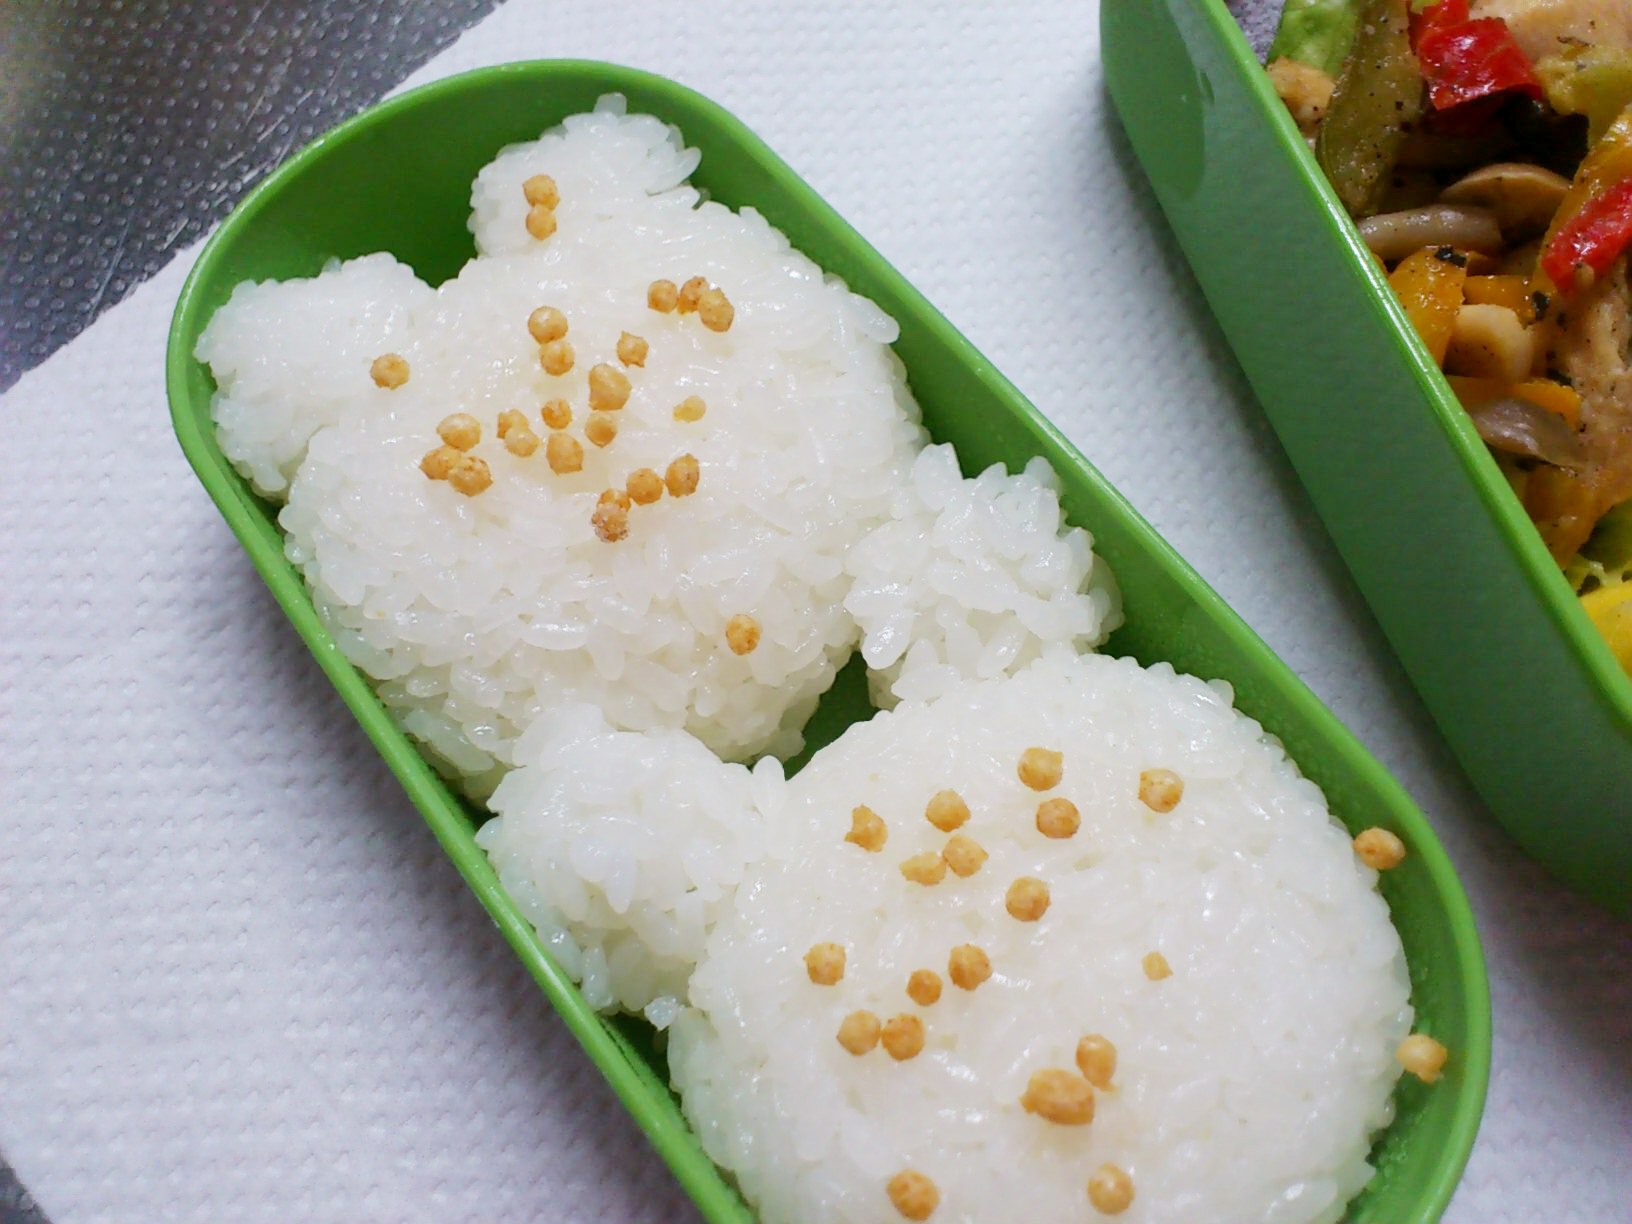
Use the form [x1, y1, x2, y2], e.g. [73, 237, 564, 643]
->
[1268, 57, 1336, 137]
[1471, 0, 1632, 64]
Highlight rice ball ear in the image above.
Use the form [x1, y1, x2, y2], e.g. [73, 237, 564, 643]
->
[843, 444, 1122, 709]
[198, 253, 434, 498]
[477, 703, 782, 1026]
[672, 654, 1411, 1224]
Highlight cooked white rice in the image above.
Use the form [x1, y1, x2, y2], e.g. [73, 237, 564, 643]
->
[845, 444, 1120, 708]
[478, 705, 782, 1027]
[670, 654, 1411, 1224]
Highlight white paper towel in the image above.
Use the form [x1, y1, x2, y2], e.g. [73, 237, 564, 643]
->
[3, 2, 1629, 1221]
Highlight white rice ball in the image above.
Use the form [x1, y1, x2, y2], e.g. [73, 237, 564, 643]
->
[206, 97, 927, 788]
[671, 654, 1411, 1224]
[478, 704, 782, 1026]
[844, 444, 1122, 707]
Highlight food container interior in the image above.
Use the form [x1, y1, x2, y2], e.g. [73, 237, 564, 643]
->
[1102, 0, 1632, 915]
[167, 60, 1490, 1223]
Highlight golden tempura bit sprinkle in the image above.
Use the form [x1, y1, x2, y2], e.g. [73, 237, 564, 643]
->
[540, 339, 575, 376]
[804, 941, 845, 985]
[677, 275, 708, 313]
[673, 395, 707, 422]
[881, 1013, 926, 1061]
[1087, 1164, 1135, 1215]
[527, 305, 568, 344]
[665, 453, 700, 497]
[626, 468, 664, 505]
[545, 431, 583, 474]
[503, 425, 540, 457]
[1396, 1033, 1449, 1083]
[941, 833, 987, 878]
[836, 1010, 881, 1056]
[370, 353, 409, 388]
[521, 173, 558, 209]
[496, 408, 528, 439]
[887, 1171, 939, 1221]
[420, 445, 460, 481]
[598, 488, 633, 512]
[448, 455, 492, 497]
[1020, 1069, 1095, 1126]
[591, 498, 629, 543]
[588, 362, 632, 411]
[616, 331, 649, 367]
[697, 287, 734, 332]
[1354, 827, 1407, 870]
[585, 413, 618, 448]
[1035, 797, 1080, 839]
[1005, 877, 1050, 922]
[947, 944, 991, 991]
[924, 789, 969, 832]
[906, 969, 942, 1007]
[1138, 768, 1183, 812]
[648, 278, 679, 313]
[1142, 951, 1172, 981]
[725, 614, 761, 655]
[900, 852, 947, 887]
[525, 205, 557, 240]
[437, 413, 481, 451]
[846, 805, 887, 852]
[1017, 747, 1063, 791]
[1075, 1035, 1116, 1089]
[540, 398, 572, 430]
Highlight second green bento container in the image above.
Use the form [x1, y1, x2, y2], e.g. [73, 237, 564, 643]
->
[1102, 0, 1632, 915]
[166, 60, 1489, 1222]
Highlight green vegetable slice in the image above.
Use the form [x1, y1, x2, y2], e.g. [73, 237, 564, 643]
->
[1269, 0, 1363, 77]
[1316, 0, 1426, 218]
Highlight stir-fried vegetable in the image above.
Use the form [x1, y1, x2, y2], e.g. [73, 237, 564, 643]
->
[1390, 247, 1468, 361]
[1541, 176, 1632, 294]
[1413, 2, 1542, 112]
[1462, 273, 1537, 319]
[1464, 393, 1588, 468]
[1317, 0, 1426, 216]
[1269, 0, 1363, 78]
[1537, 46, 1632, 145]
[1448, 374, 1581, 425]
[1572, 501, 1632, 669]
[1534, 106, 1632, 296]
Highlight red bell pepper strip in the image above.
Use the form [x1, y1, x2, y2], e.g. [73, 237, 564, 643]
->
[1542, 176, 1632, 295]
[1409, 0, 1542, 113]
[1408, 0, 1468, 50]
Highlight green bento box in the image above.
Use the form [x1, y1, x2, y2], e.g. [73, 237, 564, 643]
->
[166, 60, 1490, 1222]
[1102, 0, 1632, 915]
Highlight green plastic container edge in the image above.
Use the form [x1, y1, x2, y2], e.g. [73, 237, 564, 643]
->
[165, 59, 1490, 1223]
[1101, 0, 1632, 912]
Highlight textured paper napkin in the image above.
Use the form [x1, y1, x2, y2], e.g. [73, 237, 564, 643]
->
[3, 2, 1629, 1221]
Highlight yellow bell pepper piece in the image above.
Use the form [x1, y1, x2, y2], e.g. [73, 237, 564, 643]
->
[1581, 583, 1632, 676]
[1389, 247, 1467, 365]
[1463, 275, 1536, 322]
